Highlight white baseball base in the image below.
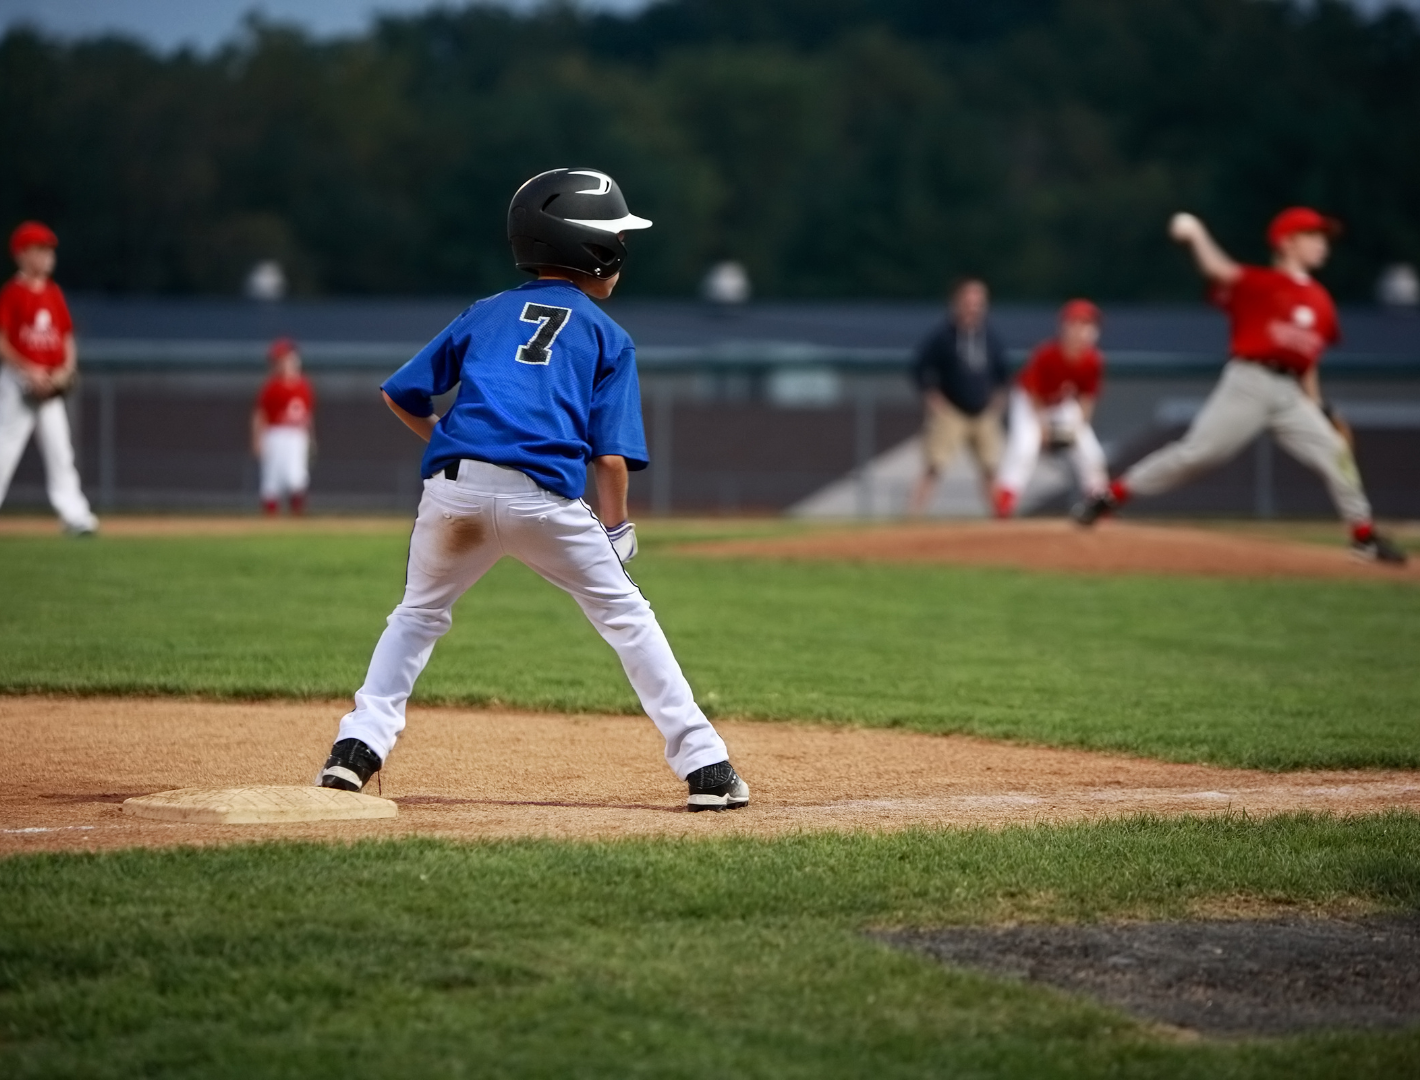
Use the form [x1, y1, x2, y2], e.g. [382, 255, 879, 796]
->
[122, 785, 397, 824]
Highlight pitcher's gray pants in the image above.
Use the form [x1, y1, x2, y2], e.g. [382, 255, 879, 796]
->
[1123, 360, 1371, 524]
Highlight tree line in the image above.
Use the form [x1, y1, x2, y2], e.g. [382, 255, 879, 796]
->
[1, 0, 1416, 300]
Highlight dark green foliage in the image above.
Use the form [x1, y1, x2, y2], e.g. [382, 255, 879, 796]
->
[0, 529, 1417, 769]
[1, 0, 1417, 298]
[2, 816, 1420, 1076]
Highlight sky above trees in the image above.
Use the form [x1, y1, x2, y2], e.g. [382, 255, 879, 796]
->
[0, 0, 1415, 53]
[0, 1, 646, 53]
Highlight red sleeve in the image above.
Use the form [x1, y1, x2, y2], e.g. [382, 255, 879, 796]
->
[1017, 344, 1048, 396]
[256, 379, 275, 413]
[0, 283, 17, 342]
[49, 284, 73, 336]
[1208, 264, 1263, 313]
[1319, 292, 1340, 346]
[1078, 352, 1103, 397]
[300, 377, 315, 410]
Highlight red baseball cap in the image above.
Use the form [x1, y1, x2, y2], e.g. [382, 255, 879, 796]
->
[9, 221, 58, 255]
[267, 337, 299, 363]
[1267, 207, 1341, 250]
[1059, 298, 1101, 325]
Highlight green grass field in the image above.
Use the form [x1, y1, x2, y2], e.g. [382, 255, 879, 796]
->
[1, 526, 1416, 768]
[2, 522, 1418, 1076]
[4, 815, 1420, 1079]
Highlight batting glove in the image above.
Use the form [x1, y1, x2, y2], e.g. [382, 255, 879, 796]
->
[606, 521, 638, 564]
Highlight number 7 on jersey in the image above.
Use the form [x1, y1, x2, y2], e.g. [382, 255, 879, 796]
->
[515, 303, 572, 365]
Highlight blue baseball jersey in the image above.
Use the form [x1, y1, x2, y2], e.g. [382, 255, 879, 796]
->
[381, 279, 649, 499]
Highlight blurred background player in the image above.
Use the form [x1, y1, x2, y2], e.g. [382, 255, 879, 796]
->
[0, 221, 98, 535]
[909, 277, 1010, 515]
[992, 299, 1108, 518]
[1073, 209, 1407, 566]
[251, 337, 314, 515]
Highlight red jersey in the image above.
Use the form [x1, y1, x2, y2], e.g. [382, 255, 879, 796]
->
[257, 375, 315, 428]
[1017, 341, 1103, 406]
[1210, 264, 1338, 373]
[0, 276, 73, 368]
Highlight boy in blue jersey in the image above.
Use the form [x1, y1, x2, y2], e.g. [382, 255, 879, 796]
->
[316, 169, 749, 812]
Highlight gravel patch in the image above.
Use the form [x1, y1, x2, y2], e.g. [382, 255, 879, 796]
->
[881, 916, 1420, 1035]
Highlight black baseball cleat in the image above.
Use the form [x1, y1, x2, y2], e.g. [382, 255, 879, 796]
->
[1351, 531, 1409, 566]
[317, 738, 382, 791]
[1070, 490, 1118, 527]
[686, 761, 750, 812]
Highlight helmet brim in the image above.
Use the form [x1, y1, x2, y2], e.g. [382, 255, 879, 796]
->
[561, 214, 653, 233]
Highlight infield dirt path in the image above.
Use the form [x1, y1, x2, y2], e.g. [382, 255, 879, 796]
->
[3, 696, 1416, 855]
[3, 515, 1416, 581]
[681, 519, 1420, 580]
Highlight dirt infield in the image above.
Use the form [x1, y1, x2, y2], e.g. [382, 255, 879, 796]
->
[3, 696, 1416, 855]
[3, 514, 1414, 580]
[682, 520, 1420, 580]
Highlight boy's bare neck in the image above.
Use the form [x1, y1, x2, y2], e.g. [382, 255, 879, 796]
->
[536, 269, 616, 300]
[538, 271, 587, 289]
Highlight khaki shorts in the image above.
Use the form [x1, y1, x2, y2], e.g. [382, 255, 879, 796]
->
[922, 400, 1004, 477]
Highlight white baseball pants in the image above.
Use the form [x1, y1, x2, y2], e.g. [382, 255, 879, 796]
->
[336, 460, 730, 780]
[259, 426, 310, 500]
[0, 367, 98, 530]
[1124, 360, 1371, 523]
[996, 389, 1108, 499]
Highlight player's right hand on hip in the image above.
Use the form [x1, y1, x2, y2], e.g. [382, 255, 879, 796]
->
[606, 521, 638, 564]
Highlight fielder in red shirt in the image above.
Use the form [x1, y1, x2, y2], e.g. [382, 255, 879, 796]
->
[0, 221, 98, 534]
[251, 337, 316, 514]
[993, 299, 1109, 518]
[1073, 208, 1405, 565]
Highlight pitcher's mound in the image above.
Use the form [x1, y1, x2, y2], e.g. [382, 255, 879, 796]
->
[682, 520, 1418, 580]
[123, 785, 397, 824]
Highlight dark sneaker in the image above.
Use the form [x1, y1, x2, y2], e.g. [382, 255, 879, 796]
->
[1351, 532, 1409, 566]
[1071, 490, 1118, 526]
[686, 761, 750, 812]
[317, 738, 382, 791]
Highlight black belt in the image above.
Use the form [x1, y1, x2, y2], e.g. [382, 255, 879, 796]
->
[442, 462, 461, 481]
[1241, 358, 1302, 380]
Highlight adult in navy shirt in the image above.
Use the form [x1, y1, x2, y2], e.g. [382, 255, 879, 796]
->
[909, 278, 1010, 514]
[316, 169, 750, 812]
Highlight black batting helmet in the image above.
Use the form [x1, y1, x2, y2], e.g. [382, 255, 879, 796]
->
[508, 168, 653, 279]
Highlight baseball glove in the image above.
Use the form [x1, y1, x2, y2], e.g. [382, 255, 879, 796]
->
[1321, 401, 1354, 451]
[1043, 418, 1077, 453]
[23, 367, 76, 406]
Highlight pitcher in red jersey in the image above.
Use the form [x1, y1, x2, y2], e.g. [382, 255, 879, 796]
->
[1073, 208, 1406, 565]
[252, 338, 315, 514]
[0, 222, 98, 534]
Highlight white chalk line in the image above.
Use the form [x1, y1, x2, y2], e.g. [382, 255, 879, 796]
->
[815, 783, 1420, 815]
[3, 825, 98, 834]
[2, 821, 202, 834]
